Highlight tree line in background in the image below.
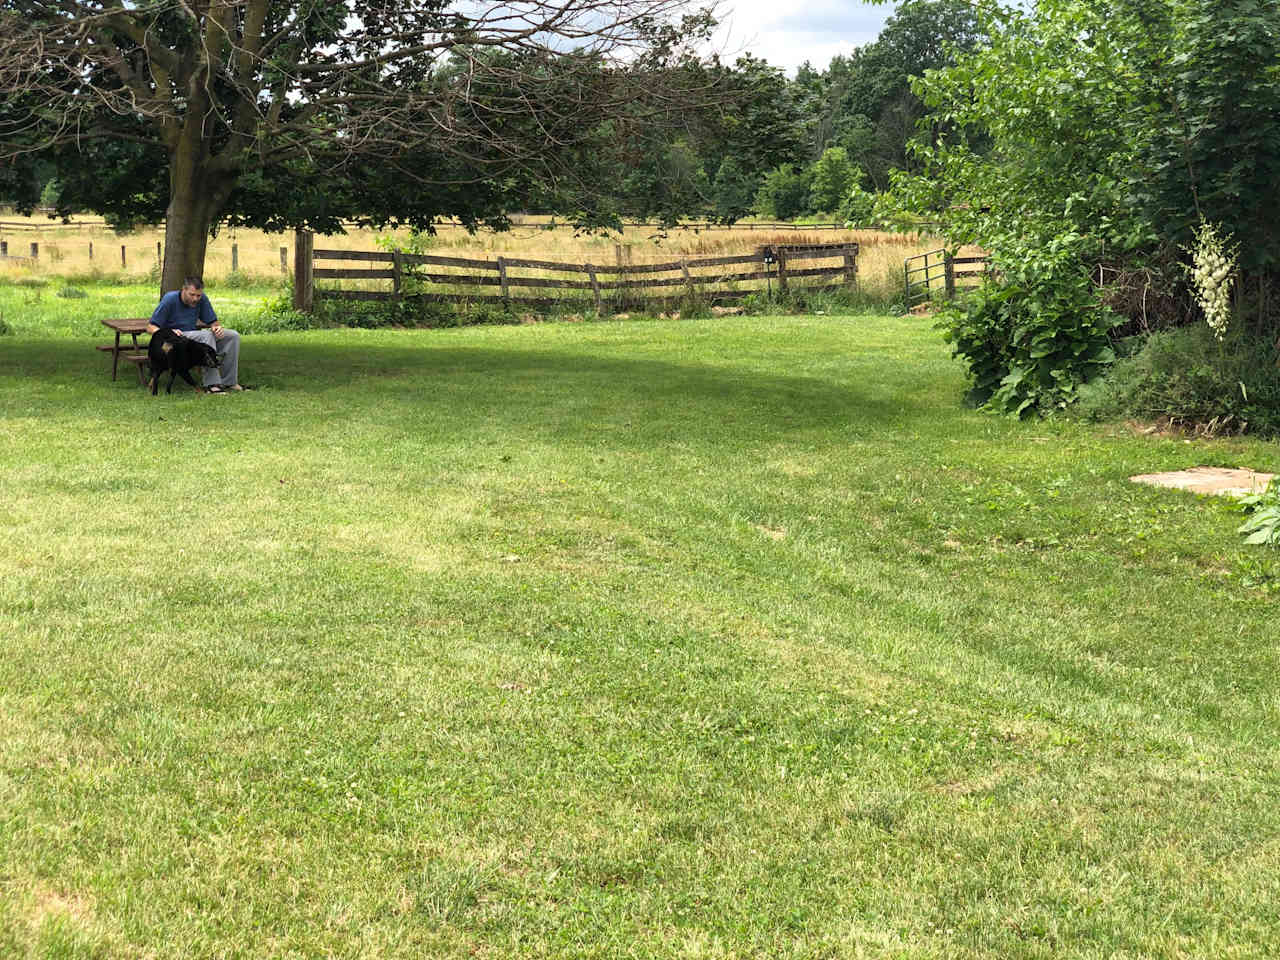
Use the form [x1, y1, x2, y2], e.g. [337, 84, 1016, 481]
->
[0, 0, 982, 235]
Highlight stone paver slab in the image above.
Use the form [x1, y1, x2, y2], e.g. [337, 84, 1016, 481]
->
[1129, 466, 1275, 498]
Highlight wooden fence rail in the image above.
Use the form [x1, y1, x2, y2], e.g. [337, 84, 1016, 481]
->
[295, 233, 860, 313]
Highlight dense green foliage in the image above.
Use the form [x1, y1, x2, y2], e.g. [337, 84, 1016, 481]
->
[893, 0, 1280, 421]
[940, 233, 1119, 415]
[1079, 325, 1280, 437]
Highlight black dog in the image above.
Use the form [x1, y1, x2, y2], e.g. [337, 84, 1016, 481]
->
[147, 328, 219, 395]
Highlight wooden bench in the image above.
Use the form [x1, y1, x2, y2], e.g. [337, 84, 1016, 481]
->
[99, 317, 150, 384]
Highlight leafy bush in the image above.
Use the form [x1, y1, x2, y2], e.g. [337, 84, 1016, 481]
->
[753, 165, 813, 220]
[1076, 324, 1280, 436]
[39, 179, 61, 208]
[809, 147, 856, 216]
[245, 283, 316, 333]
[839, 183, 877, 227]
[221, 270, 254, 290]
[55, 286, 88, 299]
[309, 296, 520, 330]
[1239, 480, 1280, 547]
[936, 233, 1120, 416]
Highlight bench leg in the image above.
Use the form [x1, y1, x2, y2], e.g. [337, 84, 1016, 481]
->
[111, 331, 122, 380]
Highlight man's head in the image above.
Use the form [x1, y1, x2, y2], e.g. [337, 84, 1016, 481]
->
[180, 277, 204, 307]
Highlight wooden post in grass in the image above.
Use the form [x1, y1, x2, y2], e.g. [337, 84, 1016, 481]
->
[680, 258, 694, 298]
[293, 229, 314, 312]
[121, 245, 127, 268]
[497, 256, 509, 302]
[89, 241, 93, 260]
[615, 244, 629, 307]
[587, 264, 602, 313]
[0, 240, 7, 256]
[944, 253, 956, 300]
[392, 250, 403, 301]
[30, 242, 38, 260]
[231, 243, 239, 273]
[279, 247, 288, 274]
[776, 247, 788, 294]
[156, 241, 162, 267]
[843, 246, 858, 289]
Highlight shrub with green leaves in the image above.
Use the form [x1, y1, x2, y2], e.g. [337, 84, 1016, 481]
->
[937, 233, 1119, 416]
[839, 182, 877, 227]
[1076, 324, 1280, 436]
[1239, 480, 1280, 547]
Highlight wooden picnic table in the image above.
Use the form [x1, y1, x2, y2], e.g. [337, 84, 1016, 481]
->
[99, 317, 150, 384]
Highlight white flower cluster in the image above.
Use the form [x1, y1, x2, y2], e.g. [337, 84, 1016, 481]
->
[1187, 221, 1239, 341]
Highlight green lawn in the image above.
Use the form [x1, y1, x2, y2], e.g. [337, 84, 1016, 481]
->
[2, 303, 1279, 958]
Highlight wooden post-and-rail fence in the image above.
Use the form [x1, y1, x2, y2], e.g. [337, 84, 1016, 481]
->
[292, 231, 860, 313]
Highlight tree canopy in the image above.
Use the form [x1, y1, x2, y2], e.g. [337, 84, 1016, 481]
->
[0, 0, 718, 289]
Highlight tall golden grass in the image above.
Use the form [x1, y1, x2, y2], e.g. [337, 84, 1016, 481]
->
[0, 214, 946, 299]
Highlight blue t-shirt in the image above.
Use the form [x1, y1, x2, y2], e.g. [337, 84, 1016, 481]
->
[150, 290, 217, 331]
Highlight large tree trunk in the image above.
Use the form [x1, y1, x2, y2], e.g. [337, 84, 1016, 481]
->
[159, 117, 236, 296]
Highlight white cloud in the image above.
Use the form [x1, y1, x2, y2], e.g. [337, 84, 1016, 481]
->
[714, 0, 895, 74]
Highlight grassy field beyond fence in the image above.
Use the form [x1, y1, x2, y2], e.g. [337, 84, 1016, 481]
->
[0, 215, 939, 306]
[2, 311, 1279, 957]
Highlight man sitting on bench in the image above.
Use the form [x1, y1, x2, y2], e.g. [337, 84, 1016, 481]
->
[146, 276, 246, 394]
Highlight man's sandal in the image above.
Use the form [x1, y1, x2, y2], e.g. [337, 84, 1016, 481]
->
[205, 384, 228, 395]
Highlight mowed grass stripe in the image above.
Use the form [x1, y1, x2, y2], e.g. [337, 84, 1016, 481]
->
[1, 314, 1278, 958]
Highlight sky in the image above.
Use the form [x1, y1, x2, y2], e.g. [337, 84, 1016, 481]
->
[714, 0, 897, 75]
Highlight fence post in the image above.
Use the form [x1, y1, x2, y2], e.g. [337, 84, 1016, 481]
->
[121, 245, 127, 268]
[587, 264, 602, 313]
[293, 229, 314, 312]
[30, 242, 38, 260]
[903, 258, 910, 305]
[944, 253, 956, 299]
[0, 240, 6, 256]
[280, 246, 288, 274]
[231, 243, 239, 273]
[392, 250, 403, 301]
[776, 248, 788, 294]
[497, 256, 509, 302]
[615, 244, 630, 306]
[89, 241, 93, 260]
[843, 246, 858, 288]
[156, 241, 162, 268]
[681, 258, 694, 299]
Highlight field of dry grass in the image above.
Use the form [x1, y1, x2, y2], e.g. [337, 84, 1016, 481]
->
[0, 214, 946, 301]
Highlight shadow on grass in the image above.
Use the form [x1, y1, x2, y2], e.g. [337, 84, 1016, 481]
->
[2, 334, 959, 444]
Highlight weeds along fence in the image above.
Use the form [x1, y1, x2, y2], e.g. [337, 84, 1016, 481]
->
[296, 234, 860, 313]
[904, 248, 990, 307]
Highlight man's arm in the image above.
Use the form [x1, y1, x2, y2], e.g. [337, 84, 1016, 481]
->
[198, 295, 218, 329]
